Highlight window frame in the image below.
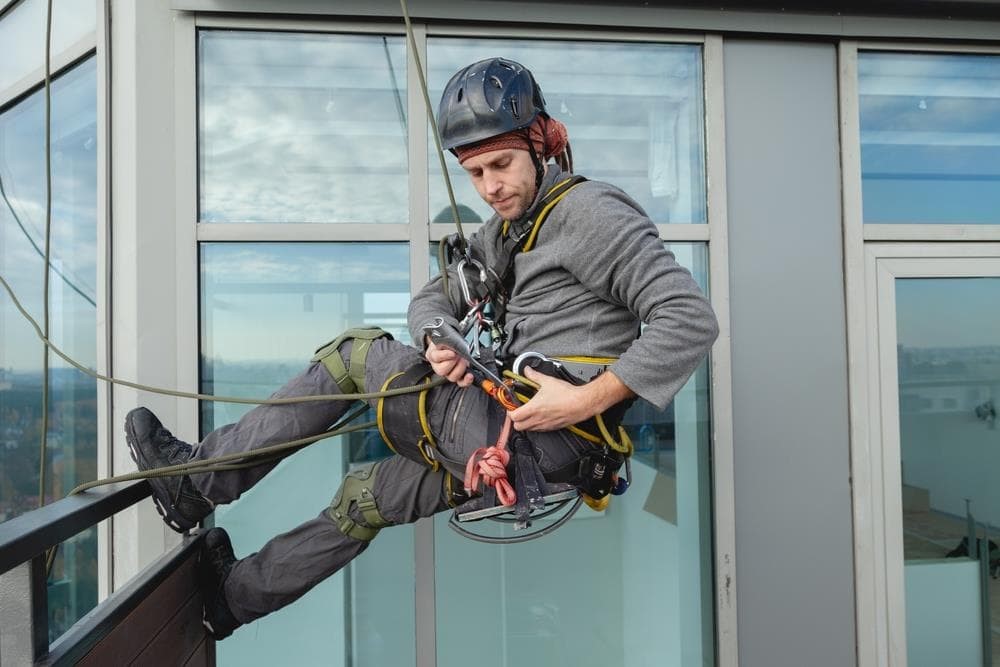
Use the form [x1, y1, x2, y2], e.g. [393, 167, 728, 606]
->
[179, 12, 735, 667]
[840, 39, 1000, 667]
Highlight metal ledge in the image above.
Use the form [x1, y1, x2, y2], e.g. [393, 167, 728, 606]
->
[0, 481, 151, 576]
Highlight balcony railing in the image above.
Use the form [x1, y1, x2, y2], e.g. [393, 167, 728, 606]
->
[0, 481, 214, 665]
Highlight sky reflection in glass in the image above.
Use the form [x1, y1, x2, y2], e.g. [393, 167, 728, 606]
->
[859, 52, 1000, 224]
[200, 242, 410, 430]
[0, 55, 98, 642]
[428, 39, 706, 225]
[198, 31, 408, 223]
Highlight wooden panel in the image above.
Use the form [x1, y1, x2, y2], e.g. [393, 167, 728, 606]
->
[77, 549, 208, 666]
[183, 637, 216, 667]
[132, 591, 207, 665]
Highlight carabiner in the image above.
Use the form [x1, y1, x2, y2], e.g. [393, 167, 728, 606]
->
[455, 257, 488, 308]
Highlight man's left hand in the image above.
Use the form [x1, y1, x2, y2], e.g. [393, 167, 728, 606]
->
[509, 366, 636, 432]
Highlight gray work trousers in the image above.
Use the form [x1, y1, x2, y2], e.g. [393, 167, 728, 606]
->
[187, 336, 596, 625]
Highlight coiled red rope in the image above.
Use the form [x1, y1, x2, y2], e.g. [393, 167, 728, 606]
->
[464, 414, 516, 506]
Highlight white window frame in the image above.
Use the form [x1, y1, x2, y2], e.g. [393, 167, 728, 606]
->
[840, 38, 1000, 667]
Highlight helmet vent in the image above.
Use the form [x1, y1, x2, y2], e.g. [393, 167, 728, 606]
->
[510, 97, 519, 118]
[456, 87, 463, 102]
[490, 75, 503, 89]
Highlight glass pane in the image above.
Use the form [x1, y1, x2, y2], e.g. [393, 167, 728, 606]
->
[428, 39, 706, 225]
[0, 0, 97, 93]
[859, 52, 1000, 224]
[896, 277, 1000, 665]
[198, 31, 408, 224]
[434, 244, 714, 667]
[200, 243, 416, 666]
[0, 56, 97, 641]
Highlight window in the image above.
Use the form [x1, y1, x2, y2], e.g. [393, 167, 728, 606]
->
[198, 31, 408, 224]
[432, 242, 714, 667]
[0, 56, 98, 640]
[201, 242, 416, 664]
[858, 51, 1000, 225]
[428, 38, 706, 226]
[197, 27, 715, 666]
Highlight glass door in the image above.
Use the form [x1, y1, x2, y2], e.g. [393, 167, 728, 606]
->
[874, 250, 1000, 667]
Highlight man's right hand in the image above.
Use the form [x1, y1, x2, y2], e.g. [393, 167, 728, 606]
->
[424, 338, 474, 387]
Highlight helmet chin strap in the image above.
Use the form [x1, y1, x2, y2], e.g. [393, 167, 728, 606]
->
[524, 132, 545, 189]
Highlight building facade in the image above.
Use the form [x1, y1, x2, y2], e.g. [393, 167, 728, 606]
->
[1, 0, 999, 665]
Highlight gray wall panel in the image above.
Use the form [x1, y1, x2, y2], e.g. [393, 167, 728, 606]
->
[723, 40, 856, 667]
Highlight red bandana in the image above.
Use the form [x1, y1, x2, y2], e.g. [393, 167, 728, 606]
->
[455, 116, 569, 164]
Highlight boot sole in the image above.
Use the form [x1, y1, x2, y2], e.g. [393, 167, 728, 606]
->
[125, 417, 196, 534]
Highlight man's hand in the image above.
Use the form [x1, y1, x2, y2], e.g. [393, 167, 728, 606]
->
[425, 337, 474, 388]
[509, 366, 636, 432]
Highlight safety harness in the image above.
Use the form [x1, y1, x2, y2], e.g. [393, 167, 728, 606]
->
[376, 175, 636, 543]
[449, 175, 588, 358]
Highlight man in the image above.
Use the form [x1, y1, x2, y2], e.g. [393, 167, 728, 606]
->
[125, 57, 718, 640]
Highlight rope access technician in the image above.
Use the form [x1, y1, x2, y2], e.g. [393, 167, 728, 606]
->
[124, 57, 719, 640]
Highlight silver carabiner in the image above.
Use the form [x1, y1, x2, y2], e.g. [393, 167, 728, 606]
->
[455, 257, 488, 308]
[511, 351, 552, 377]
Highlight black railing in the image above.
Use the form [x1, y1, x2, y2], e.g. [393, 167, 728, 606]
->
[0, 481, 210, 665]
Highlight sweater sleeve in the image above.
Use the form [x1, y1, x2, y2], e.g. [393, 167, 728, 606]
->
[406, 231, 488, 351]
[559, 183, 719, 410]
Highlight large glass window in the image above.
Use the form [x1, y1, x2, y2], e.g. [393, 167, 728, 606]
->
[895, 277, 1000, 665]
[859, 52, 1000, 224]
[198, 26, 713, 666]
[428, 39, 706, 225]
[200, 242, 416, 665]
[0, 57, 98, 639]
[198, 31, 408, 224]
[434, 243, 714, 667]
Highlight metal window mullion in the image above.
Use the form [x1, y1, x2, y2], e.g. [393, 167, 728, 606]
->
[655, 224, 710, 241]
[703, 33, 737, 667]
[855, 40, 1000, 55]
[95, 0, 113, 604]
[863, 224, 1000, 241]
[406, 20, 437, 667]
[195, 222, 411, 242]
[194, 13, 404, 34]
[0, 33, 97, 110]
[425, 23, 705, 43]
[839, 39, 885, 667]
[175, 12, 200, 459]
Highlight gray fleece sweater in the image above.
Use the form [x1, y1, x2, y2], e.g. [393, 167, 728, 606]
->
[407, 165, 719, 410]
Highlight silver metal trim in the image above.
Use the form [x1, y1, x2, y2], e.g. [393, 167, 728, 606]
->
[704, 33, 738, 667]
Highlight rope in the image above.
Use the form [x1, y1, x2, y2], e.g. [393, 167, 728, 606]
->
[39, 0, 54, 512]
[463, 414, 516, 507]
[399, 0, 466, 254]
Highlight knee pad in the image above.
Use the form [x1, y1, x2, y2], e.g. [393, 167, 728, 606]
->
[311, 327, 391, 394]
[326, 461, 390, 542]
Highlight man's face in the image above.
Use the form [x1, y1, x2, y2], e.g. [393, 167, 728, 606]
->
[461, 148, 539, 220]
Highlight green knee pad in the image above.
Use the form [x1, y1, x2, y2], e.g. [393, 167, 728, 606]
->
[326, 462, 390, 542]
[312, 327, 391, 394]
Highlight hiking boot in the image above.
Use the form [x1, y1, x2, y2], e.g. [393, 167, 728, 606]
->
[124, 407, 213, 533]
[199, 527, 241, 640]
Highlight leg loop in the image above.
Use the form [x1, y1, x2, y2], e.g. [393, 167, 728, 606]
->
[312, 327, 392, 394]
[376, 362, 439, 470]
[326, 462, 390, 542]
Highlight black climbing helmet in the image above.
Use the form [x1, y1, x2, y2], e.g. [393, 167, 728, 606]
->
[437, 57, 548, 153]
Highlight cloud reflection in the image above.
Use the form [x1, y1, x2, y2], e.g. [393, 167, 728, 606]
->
[199, 32, 409, 224]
